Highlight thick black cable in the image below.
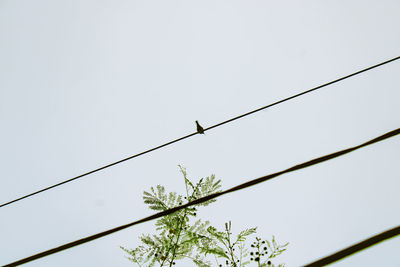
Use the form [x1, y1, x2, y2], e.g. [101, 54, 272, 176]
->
[3, 127, 399, 266]
[1, 56, 399, 208]
[303, 225, 400, 266]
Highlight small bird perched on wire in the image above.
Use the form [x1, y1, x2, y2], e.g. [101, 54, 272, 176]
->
[195, 120, 205, 134]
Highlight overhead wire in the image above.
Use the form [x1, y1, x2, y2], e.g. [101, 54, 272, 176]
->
[303, 225, 400, 266]
[3, 127, 399, 266]
[1, 55, 399, 208]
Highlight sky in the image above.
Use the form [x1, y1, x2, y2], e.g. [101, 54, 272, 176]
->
[0, 0, 399, 266]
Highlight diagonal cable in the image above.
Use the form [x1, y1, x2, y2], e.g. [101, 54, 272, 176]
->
[303, 225, 400, 266]
[1, 56, 399, 208]
[3, 127, 399, 266]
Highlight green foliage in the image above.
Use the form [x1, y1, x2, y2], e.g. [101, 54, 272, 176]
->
[121, 166, 288, 266]
[248, 236, 289, 267]
[201, 221, 257, 266]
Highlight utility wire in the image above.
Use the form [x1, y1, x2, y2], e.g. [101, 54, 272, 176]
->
[3, 127, 399, 266]
[1, 56, 399, 209]
[304, 225, 400, 266]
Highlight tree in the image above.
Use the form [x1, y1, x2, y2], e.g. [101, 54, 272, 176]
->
[121, 166, 288, 266]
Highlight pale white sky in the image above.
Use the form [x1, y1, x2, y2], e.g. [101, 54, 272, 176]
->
[1, 1, 399, 266]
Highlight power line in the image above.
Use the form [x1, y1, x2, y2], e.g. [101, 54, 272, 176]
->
[1, 55, 399, 209]
[205, 56, 400, 132]
[3, 127, 399, 266]
[304, 225, 400, 266]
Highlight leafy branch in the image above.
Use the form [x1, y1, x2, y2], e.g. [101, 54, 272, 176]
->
[121, 166, 288, 266]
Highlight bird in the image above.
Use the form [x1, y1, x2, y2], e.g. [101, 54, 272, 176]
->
[195, 120, 205, 134]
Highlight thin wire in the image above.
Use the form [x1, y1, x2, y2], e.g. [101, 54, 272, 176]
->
[205, 56, 400, 131]
[1, 56, 399, 208]
[303, 225, 400, 266]
[0, 132, 196, 208]
[3, 127, 399, 266]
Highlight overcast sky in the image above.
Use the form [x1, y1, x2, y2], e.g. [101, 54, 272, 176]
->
[1, 1, 399, 266]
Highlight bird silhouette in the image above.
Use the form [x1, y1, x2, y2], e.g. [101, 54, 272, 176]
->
[195, 120, 205, 134]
